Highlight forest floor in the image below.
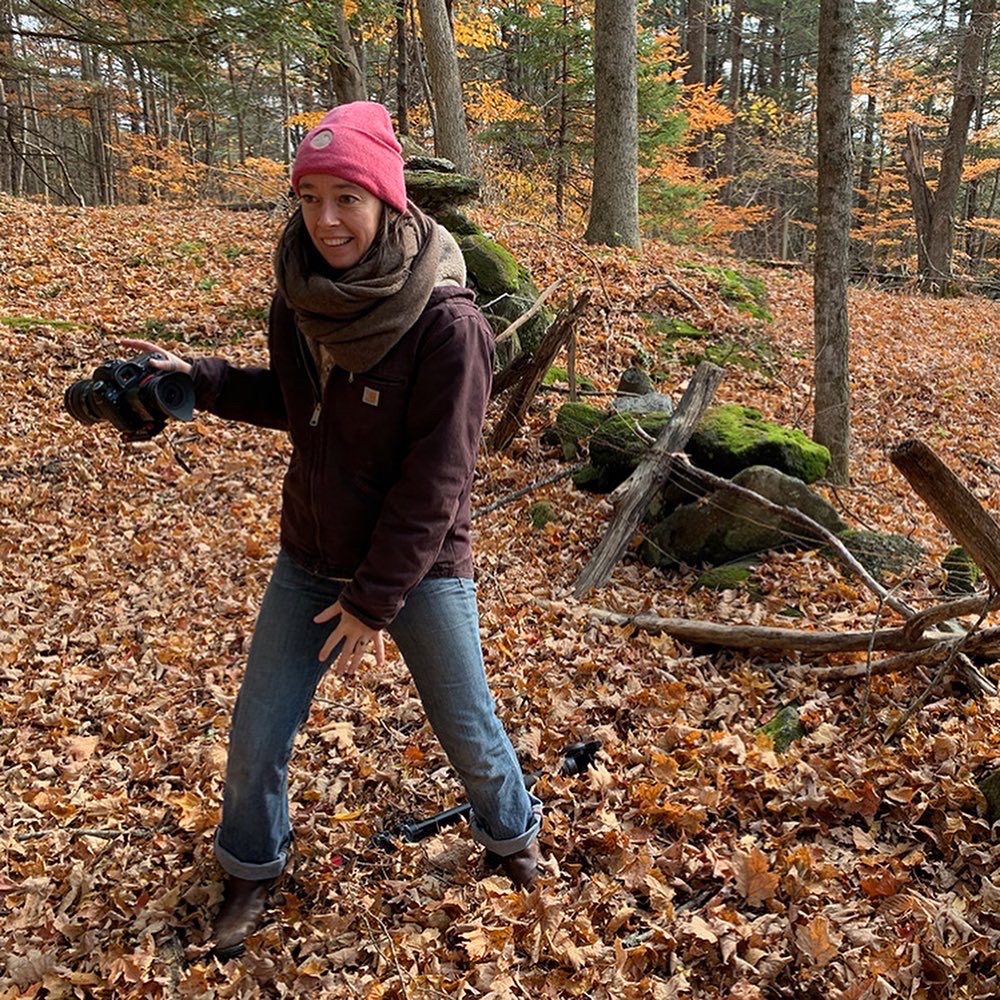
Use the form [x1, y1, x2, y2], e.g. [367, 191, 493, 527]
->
[4, 194, 1000, 999]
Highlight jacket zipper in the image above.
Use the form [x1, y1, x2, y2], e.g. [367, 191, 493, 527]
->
[296, 330, 326, 552]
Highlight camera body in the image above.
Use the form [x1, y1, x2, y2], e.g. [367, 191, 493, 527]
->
[64, 352, 195, 441]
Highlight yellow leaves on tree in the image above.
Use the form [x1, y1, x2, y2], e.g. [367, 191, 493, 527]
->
[465, 80, 535, 126]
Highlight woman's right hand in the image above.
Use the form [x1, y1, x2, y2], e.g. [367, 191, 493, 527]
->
[119, 338, 193, 376]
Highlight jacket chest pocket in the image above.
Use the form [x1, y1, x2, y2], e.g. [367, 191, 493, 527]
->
[336, 371, 409, 468]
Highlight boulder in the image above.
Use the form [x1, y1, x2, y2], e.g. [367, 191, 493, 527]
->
[542, 401, 606, 460]
[688, 404, 831, 483]
[833, 530, 923, 579]
[403, 161, 550, 353]
[640, 465, 847, 567]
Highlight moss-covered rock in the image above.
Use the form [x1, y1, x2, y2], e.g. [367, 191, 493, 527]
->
[942, 546, 981, 594]
[458, 227, 550, 353]
[835, 530, 923, 579]
[641, 465, 846, 568]
[401, 160, 550, 353]
[583, 411, 673, 491]
[756, 704, 804, 752]
[688, 404, 830, 484]
[403, 169, 481, 215]
[545, 401, 605, 460]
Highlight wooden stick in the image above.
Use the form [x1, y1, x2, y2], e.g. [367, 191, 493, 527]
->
[495, 277, 565, 345]
[490, 291, 591, 452]
[573, 362, 724, 596]
[890, 438, 1000, 588]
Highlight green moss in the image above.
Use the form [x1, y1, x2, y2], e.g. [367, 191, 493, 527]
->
[459, 234, 521, 294]
[549, 401, 605, 460]
[544, 366, 596, 390]
[588, 411, 673, 488]
[689, 404, 830, 483]
[942, 546, 981, 594]
[403, 170, 481, 215]
[527, 501, 557, 529]
[693, 560, 758, 592]
[0, 315, 79, 330]
[756, 703, 804, 753]
[681, 262, 773, 321]
[641, 312, 711, 339]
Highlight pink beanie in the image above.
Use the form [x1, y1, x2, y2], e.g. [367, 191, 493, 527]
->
[291, 102, 407, 214]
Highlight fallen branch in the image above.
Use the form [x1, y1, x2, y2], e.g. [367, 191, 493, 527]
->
[639, 275, 705, 312]
[891, 439, 1000, 588]
[573, 362, 724, 597]
[473, 464, 584, 520]
[539, 602, 943, 653]
[678, 458, 916, 619]
[496, 278, 565, 345]
[490, 291, 592, 452]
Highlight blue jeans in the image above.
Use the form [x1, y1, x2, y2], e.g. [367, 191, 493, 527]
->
[214, 550, 541, 880]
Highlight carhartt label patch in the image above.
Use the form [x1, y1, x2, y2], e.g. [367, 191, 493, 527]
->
[362, 386, 380, 407]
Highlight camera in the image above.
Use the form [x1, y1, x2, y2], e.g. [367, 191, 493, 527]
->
[64, 352, 195, 441]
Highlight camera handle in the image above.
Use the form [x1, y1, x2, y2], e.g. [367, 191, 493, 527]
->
[371, 739, 601, 851]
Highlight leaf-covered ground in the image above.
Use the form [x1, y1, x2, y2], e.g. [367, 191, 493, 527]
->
[4, 195, 1000, 999]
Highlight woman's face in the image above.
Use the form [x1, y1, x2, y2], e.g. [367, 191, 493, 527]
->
[298, 173, 383, 271]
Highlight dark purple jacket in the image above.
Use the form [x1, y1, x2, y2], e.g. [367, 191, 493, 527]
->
[190, 285, 494, 628]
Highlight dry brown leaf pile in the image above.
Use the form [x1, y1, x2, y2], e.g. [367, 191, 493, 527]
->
[4, 195, 1000, 998]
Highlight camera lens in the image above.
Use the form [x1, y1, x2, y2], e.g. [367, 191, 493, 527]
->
[63, 380, 104, 424]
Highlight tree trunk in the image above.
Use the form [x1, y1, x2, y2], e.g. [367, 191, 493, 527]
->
[583, 0, 640, 248]
[684, 0, 707, 168]
[721, 0, 743, 195]
[812, 0, 854, 484]
[904, 0, 995, 290]
[329, 0, 367, 104]
[395, 0, 410, 135]
[415, 0, 471, 172]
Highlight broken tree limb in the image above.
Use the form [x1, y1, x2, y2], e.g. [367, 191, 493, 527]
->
[490, 290, 592, 452]
[536, 599, 1000, 664]
[890, 438, 1000, 589]
[901, 592, 1000, 642]
[573, 361, 724, 597]
[495, 278, 565, 345]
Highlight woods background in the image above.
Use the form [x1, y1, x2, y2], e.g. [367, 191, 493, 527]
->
[9, 2, 1000, 998]
[4, 0, 1000, 278]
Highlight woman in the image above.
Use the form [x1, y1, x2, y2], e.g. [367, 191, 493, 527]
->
[123, 101, 541, 961]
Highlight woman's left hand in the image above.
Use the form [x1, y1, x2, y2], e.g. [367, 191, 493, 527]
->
[315, 600, 385, 674]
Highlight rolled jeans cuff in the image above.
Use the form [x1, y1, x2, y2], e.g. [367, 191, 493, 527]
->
[215, 830, 290, 881]
[468, 793, 543, 856]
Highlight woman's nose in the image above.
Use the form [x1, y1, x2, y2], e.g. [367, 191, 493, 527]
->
[317, 200, 342, 226]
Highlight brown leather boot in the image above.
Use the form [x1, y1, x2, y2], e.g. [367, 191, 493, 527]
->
[485, 841, 541, 889]
[211, 875, 274, 960]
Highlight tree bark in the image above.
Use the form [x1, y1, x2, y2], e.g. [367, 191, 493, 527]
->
[415, 0, 471, 172]
[903, 0, 995, 289]
[583, 0, 640, 248]
[328, 1, 367, 105]
[812, 0, 854, 483]
[890, 438, 1000, 589]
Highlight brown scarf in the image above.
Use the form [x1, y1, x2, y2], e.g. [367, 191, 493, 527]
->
[273, 201, 466, 377]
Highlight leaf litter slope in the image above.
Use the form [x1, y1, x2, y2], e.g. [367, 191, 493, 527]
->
[3, 196, 1000, 998]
